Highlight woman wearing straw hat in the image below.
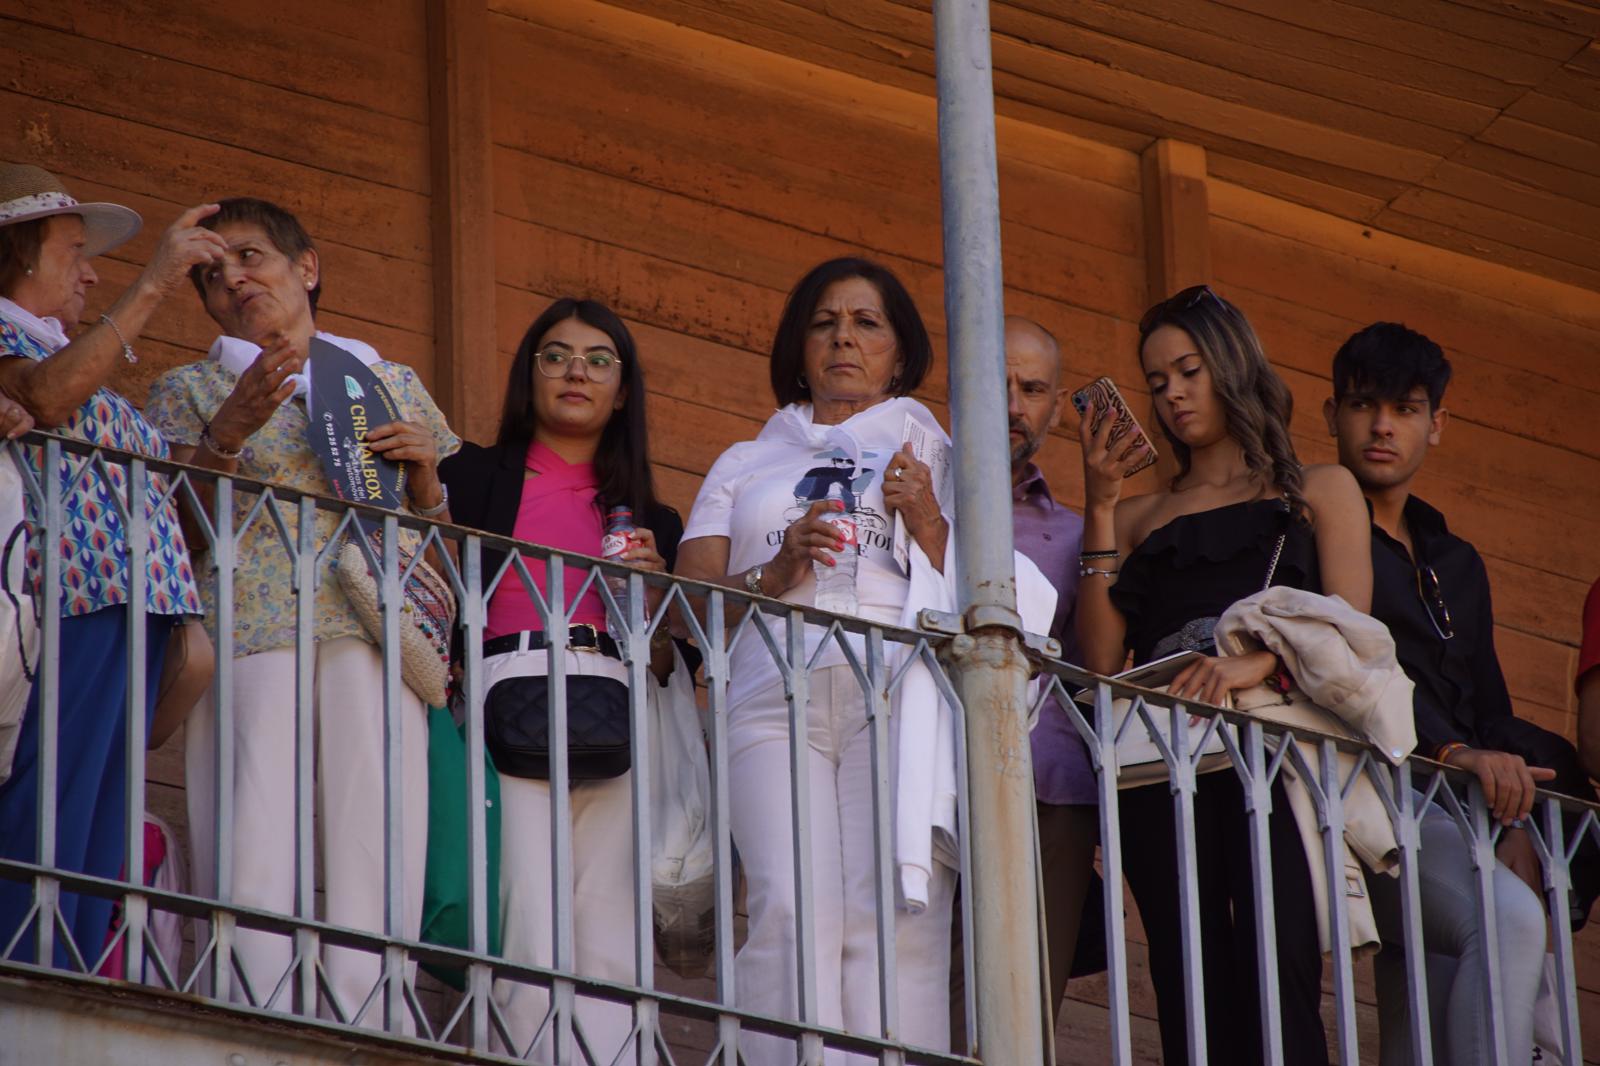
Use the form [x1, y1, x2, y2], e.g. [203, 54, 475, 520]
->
[0, 162, 225, 969]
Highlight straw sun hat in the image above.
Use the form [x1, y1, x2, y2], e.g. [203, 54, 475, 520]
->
[0, 163, 142, 256]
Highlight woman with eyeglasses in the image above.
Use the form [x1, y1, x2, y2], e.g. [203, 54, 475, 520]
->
[1074, 286, 1373, 1066]
[437, 297, 680, 1060]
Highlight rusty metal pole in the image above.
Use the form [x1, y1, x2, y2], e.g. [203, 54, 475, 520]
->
[933, 1, 1045, 1063]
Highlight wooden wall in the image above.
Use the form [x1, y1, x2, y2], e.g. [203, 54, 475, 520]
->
[480, 0, 1599, 741]
[1211, 183, 1600, 744]
[5, 0, 1586, 737]
[483, 0, 1152, 514]
[4, 0, 1600, 1060]
[0, 0, 436, 399]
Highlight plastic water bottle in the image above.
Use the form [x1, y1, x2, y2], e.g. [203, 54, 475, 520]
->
[812, 490, 859, 615]
[601, 506, 636, 619]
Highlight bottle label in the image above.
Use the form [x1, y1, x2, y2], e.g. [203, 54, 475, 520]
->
[600, 532, 631, 561]
[826, 514, 858, 550]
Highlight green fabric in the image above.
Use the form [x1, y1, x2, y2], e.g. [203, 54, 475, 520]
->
[420, 705, 502, 989]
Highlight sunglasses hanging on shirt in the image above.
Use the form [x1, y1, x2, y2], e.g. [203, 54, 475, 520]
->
[1416, 563, 1454, 641]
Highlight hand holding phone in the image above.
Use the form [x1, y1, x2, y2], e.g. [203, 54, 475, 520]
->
[1071, 376, 1158, 478]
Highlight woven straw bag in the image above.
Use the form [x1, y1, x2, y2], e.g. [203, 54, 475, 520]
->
[337, 536, 456, 706]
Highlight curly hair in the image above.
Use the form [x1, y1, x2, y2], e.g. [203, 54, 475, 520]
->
[1138, 285, 1307, 520]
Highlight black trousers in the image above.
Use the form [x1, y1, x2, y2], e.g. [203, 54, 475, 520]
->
[1120, 772, 1329, 1066]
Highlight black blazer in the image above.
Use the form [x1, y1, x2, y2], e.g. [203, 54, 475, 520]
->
[438, 439, 686, 605]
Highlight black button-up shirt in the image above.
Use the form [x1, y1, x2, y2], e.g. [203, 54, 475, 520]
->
[1370, 495, 1516, 759]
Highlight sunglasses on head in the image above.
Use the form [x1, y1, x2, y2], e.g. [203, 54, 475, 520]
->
[1140, 284, 1230, 335]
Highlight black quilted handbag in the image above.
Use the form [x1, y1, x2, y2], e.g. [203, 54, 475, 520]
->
[484, 674, 632, 780]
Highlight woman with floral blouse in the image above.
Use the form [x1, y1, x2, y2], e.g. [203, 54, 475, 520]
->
[145, 197, 458, 1026]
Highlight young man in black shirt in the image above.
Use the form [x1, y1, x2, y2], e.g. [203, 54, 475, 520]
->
[1325, 321, 1598, 923]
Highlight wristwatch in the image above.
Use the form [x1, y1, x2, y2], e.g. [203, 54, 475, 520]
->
[744, 565, 765, 596]
[412, 483, 450, 519]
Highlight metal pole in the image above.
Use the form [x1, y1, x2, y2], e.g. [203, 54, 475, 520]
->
[933, 3, 1044, 1063]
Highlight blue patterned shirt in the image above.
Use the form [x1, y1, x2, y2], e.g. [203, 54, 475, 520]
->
[1, 318, 202, 619]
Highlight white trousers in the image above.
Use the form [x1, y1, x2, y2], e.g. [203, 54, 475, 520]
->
[488, 645, 640, 1065]
[186, 637, 428, 1029]
[730, 665, 956, 1065]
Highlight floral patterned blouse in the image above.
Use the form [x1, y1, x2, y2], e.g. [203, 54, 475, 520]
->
[144, 357, 460, 658]
[0, 318, 202, 619]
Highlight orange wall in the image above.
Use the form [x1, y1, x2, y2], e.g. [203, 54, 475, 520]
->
[0, 0, 436, 397]
[483, 0, 1599, 742]
[2, 0, 1593, 742]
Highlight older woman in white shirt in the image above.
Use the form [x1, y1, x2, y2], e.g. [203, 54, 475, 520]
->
[677, 257, 1050, 1063]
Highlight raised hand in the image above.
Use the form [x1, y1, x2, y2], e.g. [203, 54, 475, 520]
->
[136, 204, 229, 298]
[1079, 400, 1151, 511]
[206, 332, 305, 452]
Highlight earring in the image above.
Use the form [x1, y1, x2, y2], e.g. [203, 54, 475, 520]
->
[23, 268, 32, 277]
[305, 280, 314, 290]
[889, 375, 901, 392]
[797, 373, 808, 389]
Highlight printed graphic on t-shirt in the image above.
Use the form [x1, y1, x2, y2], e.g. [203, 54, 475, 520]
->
[767, 446, 892, 556]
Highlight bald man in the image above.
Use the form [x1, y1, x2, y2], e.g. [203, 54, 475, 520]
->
[951, 318, 1095, 1058]
[1006, 317, 1095, 1034]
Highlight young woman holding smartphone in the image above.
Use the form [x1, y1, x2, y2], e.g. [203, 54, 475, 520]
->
[1074, 286, 1371, 1066]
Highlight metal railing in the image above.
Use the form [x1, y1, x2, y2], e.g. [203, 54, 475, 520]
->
[1, 431, 1595, 1066]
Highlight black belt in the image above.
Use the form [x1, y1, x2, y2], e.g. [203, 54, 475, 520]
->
[483, 626, 621, 660]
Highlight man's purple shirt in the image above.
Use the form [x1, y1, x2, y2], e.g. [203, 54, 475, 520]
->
[1013, 464, 1095, 806]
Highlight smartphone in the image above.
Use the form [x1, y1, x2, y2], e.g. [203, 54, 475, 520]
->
[1072, 649, 1206, 705]
[1113, 649, 1206, 691]
[1071, 376, 1158, 477]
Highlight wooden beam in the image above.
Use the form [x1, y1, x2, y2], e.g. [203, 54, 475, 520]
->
[427, 0, 498, 439]
[1140, 138, 1211, 305]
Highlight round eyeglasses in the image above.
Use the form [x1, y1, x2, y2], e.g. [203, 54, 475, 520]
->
[535, 348, 622, 382]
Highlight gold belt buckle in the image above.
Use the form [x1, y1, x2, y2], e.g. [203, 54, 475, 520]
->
[569, 623, 601, 653]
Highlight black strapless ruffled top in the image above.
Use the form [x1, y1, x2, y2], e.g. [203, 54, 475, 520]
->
[1110, 499, 1320, 666]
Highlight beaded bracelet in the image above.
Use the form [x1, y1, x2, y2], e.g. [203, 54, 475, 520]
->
[1079, 565, 1118, 579]
[1265, 657, 1294, 694]
[1079, 549, 1120, 561]
[199, 421, 243, 460]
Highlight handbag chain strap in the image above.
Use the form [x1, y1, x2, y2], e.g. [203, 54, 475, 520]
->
[1261, 531, 1287, 592]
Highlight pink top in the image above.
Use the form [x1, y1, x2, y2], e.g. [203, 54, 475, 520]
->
[484, 441, 610, 640]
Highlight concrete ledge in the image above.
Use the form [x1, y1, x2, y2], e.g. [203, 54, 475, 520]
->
[0, 968, 483, 1066]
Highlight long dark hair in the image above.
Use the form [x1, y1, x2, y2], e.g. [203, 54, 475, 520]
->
[1138, 285, 1307, 519]
[768, 257, 933, 407]
[496, 298, 659, 516]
